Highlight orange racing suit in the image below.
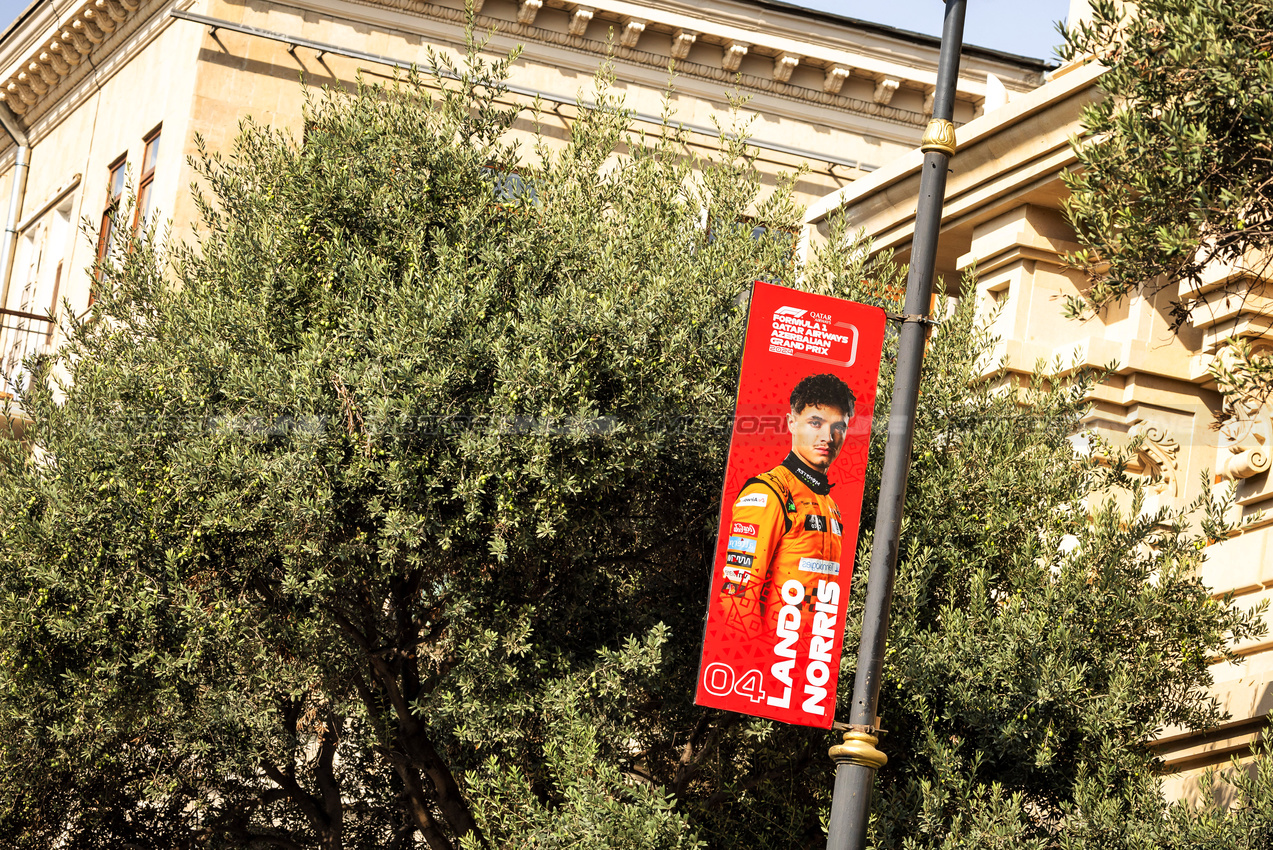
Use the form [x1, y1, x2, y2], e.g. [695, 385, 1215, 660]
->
[720, 452, 844, 621]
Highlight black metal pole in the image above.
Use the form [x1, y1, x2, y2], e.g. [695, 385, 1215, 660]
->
[825, 2, 967, 849]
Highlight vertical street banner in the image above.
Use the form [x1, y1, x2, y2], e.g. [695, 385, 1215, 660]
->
[695, 280, 886, 728]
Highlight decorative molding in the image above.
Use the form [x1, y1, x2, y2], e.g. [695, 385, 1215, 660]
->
[1215, 342, 1273, 444]
[1213, 341, 1273, 483]
[41, 48, 71, 75]
[620, 17, 645, 49]
[1093, 421, 1181, 498]
[0, 0, 184, 152]
[1220, 445, 1271, 481]
[82, 7, 114, 35]
[326, 0, 934, 131]
[102, 0, 130, 23]
[516, 0, 542, 26]
[1130, 420, 1180, 497]
[872, 77, 900, 105]
[670, 28, 696, 60]
[0, 0, 943, 141]
[823, 63, 849, 94]
[773, 52, 799, 83]
[568, 6, 594, 37]
[722, 40, 748, 72]
[0, 0, 149, 115]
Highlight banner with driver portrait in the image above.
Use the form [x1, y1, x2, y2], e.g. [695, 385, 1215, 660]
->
[695, 280, 886, 728]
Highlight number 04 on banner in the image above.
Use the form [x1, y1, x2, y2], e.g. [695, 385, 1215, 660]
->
[695, 281, 886, 729]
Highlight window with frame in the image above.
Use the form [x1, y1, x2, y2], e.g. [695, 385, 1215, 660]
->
[96, 154, 127, 269]
[134, 126, 161, 231]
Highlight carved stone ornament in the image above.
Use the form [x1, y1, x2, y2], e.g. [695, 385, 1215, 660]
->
[1214, 341, 1273, 445]
[670, 29, 696, 60]
[1211, 342, 1273, 481]
[516, 0, 542, 27]
[41, 49, 70, 75]
[823, 64, 850, 94]
[568, 6, 593, 37]
[872, 77, 899, 105]
[1, 0, 144, 115]
[773, 53, 799, 83]
[1220, 444, 1271, 481]
[1128, 420, 1180, 497]
[620, 18, 645, 48]
[722, 41, 749, 72]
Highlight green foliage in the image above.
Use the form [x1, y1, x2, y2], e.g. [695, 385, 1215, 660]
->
[847, 292, 1266, 849]
[0, 32, 1269, 850]
[0, 42, 817, 849]
[1157, 738, 1273, 850]
[1061, 0, 1273, 324]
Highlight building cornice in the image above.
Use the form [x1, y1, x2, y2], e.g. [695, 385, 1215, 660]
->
[0, 0, 187, 122]
[376, 0, 1044, 103]
[320, 0, 940, 131]
[0, 0, 186, 151]
[0, 0, 1049, 141]
[1, 0, 139, 115]
[804, 60, 1103, 231]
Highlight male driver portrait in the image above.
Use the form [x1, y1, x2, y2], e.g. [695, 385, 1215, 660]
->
[720, 373, 856, 618]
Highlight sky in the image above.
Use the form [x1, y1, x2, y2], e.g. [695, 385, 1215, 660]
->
[801, 0, 1072, 62]
[0, 0, 28, 38]
[0, 0, 1071, 64]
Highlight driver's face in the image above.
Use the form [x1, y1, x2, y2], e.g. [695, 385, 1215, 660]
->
[787, 403, 849, 472]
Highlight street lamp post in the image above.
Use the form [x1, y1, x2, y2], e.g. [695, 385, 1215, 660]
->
[824, 2, 968, 848]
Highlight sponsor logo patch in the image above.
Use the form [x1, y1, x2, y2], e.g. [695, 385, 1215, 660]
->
[727, 535, 757, 554]
[791, 465, 822, 490]
[732, 522, 758, 536]
[798, 557, 840, 575]
[723, 566, 752, 583]
[804, 515, 827, 532]
[735, 493, 768, 508]
[726, 552, 754, 568]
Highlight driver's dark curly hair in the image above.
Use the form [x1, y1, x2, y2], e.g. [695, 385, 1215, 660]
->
[790, 373, 855, 421]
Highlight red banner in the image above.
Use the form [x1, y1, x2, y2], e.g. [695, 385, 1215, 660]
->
[695, 280, 885, 728]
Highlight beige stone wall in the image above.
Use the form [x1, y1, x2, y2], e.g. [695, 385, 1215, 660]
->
[0, 0, 1049, 361]
[176, 0, 1040, 226]
[0, 0, 204, 319]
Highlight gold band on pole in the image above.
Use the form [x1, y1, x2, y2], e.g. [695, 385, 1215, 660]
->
[828, 731, 888, 770]
[919, 118, 956, 156]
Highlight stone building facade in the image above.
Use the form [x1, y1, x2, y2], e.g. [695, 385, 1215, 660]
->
[0, 0, 1046, 409]
[805, 51, 1273, 801]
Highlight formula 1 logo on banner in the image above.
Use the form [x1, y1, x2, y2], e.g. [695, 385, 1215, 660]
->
[769, 303, 861, 365]
[695, 280, 885, 729]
